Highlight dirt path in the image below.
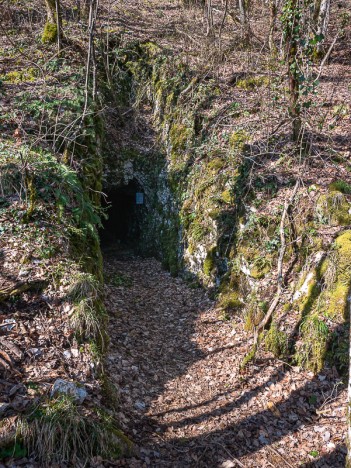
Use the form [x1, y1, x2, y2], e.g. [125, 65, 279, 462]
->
[104, 253, 347, 467]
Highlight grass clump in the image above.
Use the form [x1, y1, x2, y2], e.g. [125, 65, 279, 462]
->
[17, 395, 125, 465]
[70, 299, 107, 344]
[0, 442, 26, 460]
[68, 272, 100, 302]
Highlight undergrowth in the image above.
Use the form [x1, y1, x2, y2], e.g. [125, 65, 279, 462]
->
[17, 395, 126, 465]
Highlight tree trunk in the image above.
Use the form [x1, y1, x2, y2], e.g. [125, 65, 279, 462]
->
[268, 0, 278, 53]
[205, 0, 214, 37]
[315, 0, 330, 57]
[42, 0, 62, 45]
[285, 0, 301, 142]
[238, 0, 250, 44]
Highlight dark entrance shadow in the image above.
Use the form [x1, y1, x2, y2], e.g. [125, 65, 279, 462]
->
[100, 178, 147, 249]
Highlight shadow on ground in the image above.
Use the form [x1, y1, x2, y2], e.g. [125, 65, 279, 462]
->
[104, 253, 347, 467]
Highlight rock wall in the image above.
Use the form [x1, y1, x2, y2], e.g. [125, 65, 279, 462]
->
[102, 41, 350, 372]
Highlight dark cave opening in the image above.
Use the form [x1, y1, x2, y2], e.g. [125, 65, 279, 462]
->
[100, 180, 146, 248]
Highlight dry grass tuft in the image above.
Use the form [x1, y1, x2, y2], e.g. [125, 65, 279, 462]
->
[17, 395, 123, 465]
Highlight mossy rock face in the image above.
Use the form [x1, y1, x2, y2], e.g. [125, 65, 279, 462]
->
[323, 230, 351, 319]
[42, 22, 58, 43]
[295, 315, 329, 372]
[316, 192, 351, 226]
[292, 231, 351, 371]
[265, 322, 288, 358]
[249, 256, 272, 279]
[219, 291, 243, 312]
[203, 246, 216, 277]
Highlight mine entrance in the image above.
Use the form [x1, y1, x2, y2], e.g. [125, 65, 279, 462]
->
[100, 180, 145, 248]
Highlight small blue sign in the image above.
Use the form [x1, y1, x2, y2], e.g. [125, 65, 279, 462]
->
[136, 192, 144, 205]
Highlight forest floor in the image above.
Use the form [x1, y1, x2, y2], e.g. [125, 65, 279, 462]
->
[104, 250, 347, 468]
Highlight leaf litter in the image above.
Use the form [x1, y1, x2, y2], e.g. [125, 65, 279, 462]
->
[105, 254, 346, 467]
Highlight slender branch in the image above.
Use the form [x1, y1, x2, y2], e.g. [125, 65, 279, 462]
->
[253, 179, 300, 344]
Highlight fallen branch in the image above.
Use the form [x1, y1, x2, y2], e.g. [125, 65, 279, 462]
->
[0, 337, 22, 359]
[0, 282, 32, 302]
[0, 280, 47, 302]
[241, 180, 299, 369]
[253, 179, 300, 344]
[314, 32, 339, 82]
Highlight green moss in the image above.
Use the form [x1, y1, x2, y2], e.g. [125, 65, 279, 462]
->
[229, 130, 248, 150]
[42, 22, 58, 44]
[23, 175, 37, 223]
[1, 68, 37, 84]
[295, 315, 329, 372]
[169, 123, 192, 163]
[169, 123, 191, 152]
[250, 256, 272, 279]
[328, 180, 351, 194]
[244, 298, 266, 331]
[316, 192, 351, 226]
[161, 223, 180, 276]
[220, 189, 232, 204]
[297, 272, 319, 314]
[240, 344, 258, 369]
[189, 218, 208, 242]
[205, 207, 219, 219]
[324, 230, 351, 318]
[203, 246, 216, 276]
[236, 76, 269, 90]
[207, 157, 225, 172]
[265, 322, 288, 358]
[219, 291, 243, 312]
[100, 375, 119, 410]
